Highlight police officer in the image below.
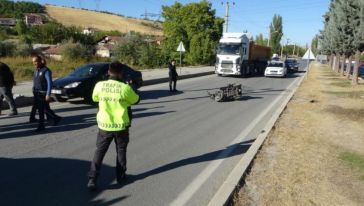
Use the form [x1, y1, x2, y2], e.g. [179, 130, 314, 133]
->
[32, 55, 61, 132]
[87, 61, 139, 191]
[168, 59, 178, 92]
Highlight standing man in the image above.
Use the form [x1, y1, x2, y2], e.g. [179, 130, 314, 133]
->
[168, 59, 178, 92]
[0, 62, 18, 116]
[32, 55, 61, 132]
[87, 61, 139, 191]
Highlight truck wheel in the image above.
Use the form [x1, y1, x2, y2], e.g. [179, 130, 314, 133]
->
[241, 69, 247, 78]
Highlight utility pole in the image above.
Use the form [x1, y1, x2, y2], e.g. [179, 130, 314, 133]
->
[222, 1, 235, 33]
[292, 43, 296, 56]
[285, 38, 290, 59]
[267, 30, 278, 47]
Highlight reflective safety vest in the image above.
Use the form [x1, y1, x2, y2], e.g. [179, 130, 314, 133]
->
[93, 79, 139, 131]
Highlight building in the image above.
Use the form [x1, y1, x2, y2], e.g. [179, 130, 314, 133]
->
[95, 44, 114, 58]
[82, 27, 99, 35]
[24, 13, 43, 26]
[95, 36, 124, 58]
[0, 18, 16, 27]
[43, 45, 62, 60]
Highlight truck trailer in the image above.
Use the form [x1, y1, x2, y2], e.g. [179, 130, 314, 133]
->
[215, 33, 271, 77]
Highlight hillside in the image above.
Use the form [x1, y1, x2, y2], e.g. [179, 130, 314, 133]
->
[45, 5, 163, 36]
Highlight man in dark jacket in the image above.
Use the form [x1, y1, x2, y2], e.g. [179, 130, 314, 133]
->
[168, 59, 178, 92]
[0, 62, 18, 116]
[32, 55, 61, 132]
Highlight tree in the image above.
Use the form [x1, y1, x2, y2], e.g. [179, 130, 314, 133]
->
[161, 1, 224, 65]
[15, 20, 27, 35]
[319, 0, 363, 84]
[255, 33, 268, 46]
[311, 35, 319, 55]
[0, 0, 44, 18]
[269, 14, 283, 54]
[60, 40, 93, 61]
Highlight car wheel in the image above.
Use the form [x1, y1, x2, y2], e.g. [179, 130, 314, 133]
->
[84, 91, 93, 104]
[217, 74, 222, 77]
[55, 95, 67, 102]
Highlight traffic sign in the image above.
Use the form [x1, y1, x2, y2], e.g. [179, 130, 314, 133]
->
[177, 41, 186, 52]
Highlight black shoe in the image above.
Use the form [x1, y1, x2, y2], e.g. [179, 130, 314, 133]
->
[34, 126, 45, 132]
[173, 89, 178, 92]
[116, 173, 127, 184]
[87, 178, 98, 191]
[52, 116, 62, 126]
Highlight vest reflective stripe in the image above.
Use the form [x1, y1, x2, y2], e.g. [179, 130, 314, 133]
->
[93, 79, 139, 131]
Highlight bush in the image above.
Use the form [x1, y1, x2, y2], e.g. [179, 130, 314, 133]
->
[60, 41, 93, 61]
[13, 43, 33, 57]
[0, 42, 15, 57]
[113, 34, 167, 68]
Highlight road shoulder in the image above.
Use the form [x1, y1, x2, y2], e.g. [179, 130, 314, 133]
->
[233, 63, 364, 205]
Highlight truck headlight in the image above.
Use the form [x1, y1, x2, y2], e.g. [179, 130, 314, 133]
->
[64, 82, 81, 88]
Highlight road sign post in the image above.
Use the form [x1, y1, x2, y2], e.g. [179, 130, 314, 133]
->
[177, 41, 186, 74]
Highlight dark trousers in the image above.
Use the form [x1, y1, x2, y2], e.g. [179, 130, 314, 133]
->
[88, 129, 129, 178]
[33, 92, 58, 127]
[0, 86, 17, 114]
[30, 95, 54, 121]
[169, 76, 177, 91]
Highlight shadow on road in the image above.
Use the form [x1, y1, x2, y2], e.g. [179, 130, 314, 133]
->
[139, 90, 184, 100]
[0, 157, 128, 206]
[0, 106, 174, 139]
[0, 113, 96, 139]
[108, 139, 255, 189]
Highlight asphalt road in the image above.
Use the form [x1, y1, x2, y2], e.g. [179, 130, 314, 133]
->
[0, 65, 305, 206]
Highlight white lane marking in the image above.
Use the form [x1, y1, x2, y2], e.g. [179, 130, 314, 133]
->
[170, 76, 302, 206]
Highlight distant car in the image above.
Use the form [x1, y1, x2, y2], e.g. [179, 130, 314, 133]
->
[359, 63, 364, 77]
[264, 61, 287, 77]
[51, 62, 143, 102]
[284, 58, 299, 72]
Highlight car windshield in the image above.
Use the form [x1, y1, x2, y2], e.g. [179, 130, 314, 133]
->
[217, 43, 241, 55]
[285, 59, 296, 64]
[70, 64, 104, 77]
[268, 62, 284, 67]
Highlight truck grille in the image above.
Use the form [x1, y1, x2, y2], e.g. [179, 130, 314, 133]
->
[221, 61, 233, 69]
[221, 69, 233, 73]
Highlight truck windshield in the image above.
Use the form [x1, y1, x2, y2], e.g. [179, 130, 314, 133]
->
[217, 44, 241, 55]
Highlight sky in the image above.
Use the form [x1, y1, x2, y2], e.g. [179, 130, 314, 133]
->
[23, 0, 330, 46]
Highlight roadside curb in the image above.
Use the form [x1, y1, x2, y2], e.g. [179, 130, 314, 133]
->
[208, 72, 307, 206]
[1, 71, 215, 110]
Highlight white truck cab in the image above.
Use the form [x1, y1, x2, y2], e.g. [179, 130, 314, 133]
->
[215, 33, 250, 76]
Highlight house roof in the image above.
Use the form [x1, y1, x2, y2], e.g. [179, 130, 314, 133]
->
[44, 45, 62, 55]
[96, 44, 115, 50]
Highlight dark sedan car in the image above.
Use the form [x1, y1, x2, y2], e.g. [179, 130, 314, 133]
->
[284, 59, 299, 72]
[51, 62, 142, 102]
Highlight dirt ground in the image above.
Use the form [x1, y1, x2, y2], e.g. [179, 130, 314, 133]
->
[233, 63, 364, 206]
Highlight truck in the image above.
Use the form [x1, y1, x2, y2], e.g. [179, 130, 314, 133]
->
[215, 33, 271, 77]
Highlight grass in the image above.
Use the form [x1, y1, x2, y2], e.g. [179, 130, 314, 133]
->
[0, 56, 112, 81]
[339, 152, 364, 180]
[233, 62, 364, 205]
[46, 5, 163, 35]
[322, 90, 364, 99]
[325, 105, 364, 121]
[329, 81, 352, 87]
